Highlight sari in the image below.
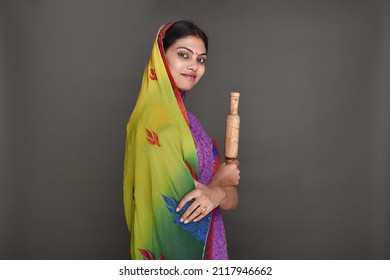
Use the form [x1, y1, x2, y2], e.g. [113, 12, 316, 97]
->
[123, 22, 227, 260]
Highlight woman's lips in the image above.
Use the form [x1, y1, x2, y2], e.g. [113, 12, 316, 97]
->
[181, 73, 196, 80]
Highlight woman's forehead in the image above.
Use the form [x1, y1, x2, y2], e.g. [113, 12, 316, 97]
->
[170, 36, 206, 53]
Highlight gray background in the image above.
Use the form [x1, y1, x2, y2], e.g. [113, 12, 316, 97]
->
[1, 0, 389, 259]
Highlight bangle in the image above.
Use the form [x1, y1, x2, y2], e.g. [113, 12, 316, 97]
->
[221, 187, 238, 209]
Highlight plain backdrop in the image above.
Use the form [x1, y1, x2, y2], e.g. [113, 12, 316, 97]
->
[1, 0, 389, 259]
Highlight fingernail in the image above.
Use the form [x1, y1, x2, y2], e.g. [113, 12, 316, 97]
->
[176, 207, 180, 212]
[184, 220, 189, 224]
[180, 218, 184, 223]
[193, 219, 197, 222]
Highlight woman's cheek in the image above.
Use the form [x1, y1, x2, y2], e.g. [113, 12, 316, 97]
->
[197, 68, 205, 81]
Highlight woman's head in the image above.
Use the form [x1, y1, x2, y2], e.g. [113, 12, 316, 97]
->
[162, 20, 208, 52]
[162, 21, 208, 92]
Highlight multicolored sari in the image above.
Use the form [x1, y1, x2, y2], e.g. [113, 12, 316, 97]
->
[123, 23, 227, 260]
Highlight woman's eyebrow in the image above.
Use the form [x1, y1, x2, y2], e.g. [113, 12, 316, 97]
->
[176, 47, 207, 56]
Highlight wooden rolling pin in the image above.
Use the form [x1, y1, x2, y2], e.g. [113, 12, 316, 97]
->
[224, 92, 240, 164]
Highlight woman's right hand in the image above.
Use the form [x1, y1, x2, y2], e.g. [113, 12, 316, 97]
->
[176, 160, 240, 223]
[210, 160, 240, 188]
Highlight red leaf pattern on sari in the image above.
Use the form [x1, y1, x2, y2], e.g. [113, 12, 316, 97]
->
[185, 161, 197, 179]
[149, 68, 157, 80]
[138, 248, 165, 260]
[145, 128, 161, 147]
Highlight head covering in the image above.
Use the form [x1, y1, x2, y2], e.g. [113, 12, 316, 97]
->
[123, 22, 213, 259]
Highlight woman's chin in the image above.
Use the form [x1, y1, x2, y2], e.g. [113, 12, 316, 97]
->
[176, 78, 199, 92]
[177, 84, 196, 92]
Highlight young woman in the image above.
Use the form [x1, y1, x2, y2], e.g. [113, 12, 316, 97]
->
[123, 20, 240, 260]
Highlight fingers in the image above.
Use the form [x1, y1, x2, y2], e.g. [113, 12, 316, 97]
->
[176, 191, 213, 223]
[212, 162, 241, 188]
[228, 160, 239, 167]
[176, 191, 196, 212]
[185, 205, 210, 224]
[226, 163, 240, 185]
[232, 162, 240, 185]
[193, 206, 211, 222]
[176, 189, 205, 223]
[176, 181, 224, 224]
[226, 161, 240, 173]
[179, 200, 201, 223]
[179, 202, 210, 224]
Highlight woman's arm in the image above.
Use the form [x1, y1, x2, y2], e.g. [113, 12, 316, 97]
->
[176, 161, 240, 223]
[207, 160, 240, 210]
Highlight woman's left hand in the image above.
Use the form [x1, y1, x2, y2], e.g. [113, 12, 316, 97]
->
[176, 182, 225, 224]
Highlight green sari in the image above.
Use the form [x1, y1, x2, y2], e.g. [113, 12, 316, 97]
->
[123, 23, 213, 259]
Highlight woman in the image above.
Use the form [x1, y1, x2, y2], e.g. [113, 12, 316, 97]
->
[123, 20, 240, 260]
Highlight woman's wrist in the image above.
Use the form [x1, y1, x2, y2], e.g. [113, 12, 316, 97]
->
[219, 186, 238, 210]
[208, 177, 224, 189]
[214, 185, 226, 205]
[195, 179, 237, 210]
[208, 183, 238, 209]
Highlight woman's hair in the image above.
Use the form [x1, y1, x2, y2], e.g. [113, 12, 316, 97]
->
[162, 20, 208, 52]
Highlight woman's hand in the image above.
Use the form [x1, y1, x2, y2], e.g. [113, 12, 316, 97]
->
[176, 182, 225, 224]
[211, 160, 240, 187]
[176, 160, 240, 223]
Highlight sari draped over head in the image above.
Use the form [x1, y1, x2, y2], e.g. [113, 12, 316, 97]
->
[123, 22, 227, 260]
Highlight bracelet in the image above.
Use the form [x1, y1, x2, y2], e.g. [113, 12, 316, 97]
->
[222, 186, 238, 209]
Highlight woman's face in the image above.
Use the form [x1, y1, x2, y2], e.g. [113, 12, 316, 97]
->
[165, 35, 207, 92]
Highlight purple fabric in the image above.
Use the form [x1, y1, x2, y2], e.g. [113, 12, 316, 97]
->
[187, 111, 228, 260]
[187, 112, 214, 184]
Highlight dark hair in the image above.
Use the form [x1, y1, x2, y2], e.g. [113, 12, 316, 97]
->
[162, 20, 208, 52]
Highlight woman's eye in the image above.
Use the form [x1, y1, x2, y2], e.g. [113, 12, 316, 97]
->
[198, 57, 206, 64]
[178, 52, 189, 58]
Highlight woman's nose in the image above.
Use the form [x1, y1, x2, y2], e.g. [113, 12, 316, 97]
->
[187, 60, 197, 71]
